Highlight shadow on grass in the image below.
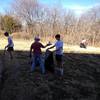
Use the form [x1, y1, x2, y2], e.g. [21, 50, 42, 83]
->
[0, 50, 100, 100]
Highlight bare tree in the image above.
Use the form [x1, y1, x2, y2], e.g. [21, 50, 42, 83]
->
[11, 0, 39, 34]
[9, 0, 100, 46]
[79, 5, 100, 46]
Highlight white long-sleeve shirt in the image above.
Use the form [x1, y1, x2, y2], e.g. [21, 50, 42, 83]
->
[55, 40, 63, 55]
[7, 36, 14, 47]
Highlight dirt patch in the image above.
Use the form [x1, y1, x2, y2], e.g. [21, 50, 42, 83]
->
[0, 50, 100, 100]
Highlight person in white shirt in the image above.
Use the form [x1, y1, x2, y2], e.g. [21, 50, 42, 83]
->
[80, 38, 87, 48]
[48, 34, 63, 76]
[4, 32, 14, 59]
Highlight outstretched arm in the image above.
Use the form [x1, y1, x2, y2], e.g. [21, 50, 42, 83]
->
[48, 45, 55, 49]
[42, 44, 48, 48]
[41, 43, 52, 48]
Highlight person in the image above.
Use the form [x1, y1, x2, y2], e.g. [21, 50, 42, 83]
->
[48, 34, 63, 76]
[80, 38, 87, 48]
[4, 32, 14, 59]
[44, 49, 55, 73]
[30, 36, 50, 74]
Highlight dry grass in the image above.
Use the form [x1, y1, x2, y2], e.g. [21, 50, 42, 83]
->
[64, 45, 100, 54]
[0, 38, 100, 54]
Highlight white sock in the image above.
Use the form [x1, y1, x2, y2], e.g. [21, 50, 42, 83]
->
[60, 68, 63, 76]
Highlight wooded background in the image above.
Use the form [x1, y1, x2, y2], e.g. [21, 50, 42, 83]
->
[0, 0, 100, 46]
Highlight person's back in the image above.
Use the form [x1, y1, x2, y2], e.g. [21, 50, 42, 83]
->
[31, 41, 44, 55]
[81, 39, 86, 44]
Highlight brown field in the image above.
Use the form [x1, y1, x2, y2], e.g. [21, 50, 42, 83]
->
[0, 39, 100, 100]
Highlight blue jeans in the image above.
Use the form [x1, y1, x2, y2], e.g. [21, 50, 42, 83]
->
[31, 54, 45, 74]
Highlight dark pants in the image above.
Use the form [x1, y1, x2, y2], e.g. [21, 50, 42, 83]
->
[80, 43, 86, 48]
[55, 54, 63, 76]
[56, 54, 62, 62]
[7, 47, 14, 51]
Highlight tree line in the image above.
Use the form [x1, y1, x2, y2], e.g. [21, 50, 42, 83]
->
[0, 0, 100, 46]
